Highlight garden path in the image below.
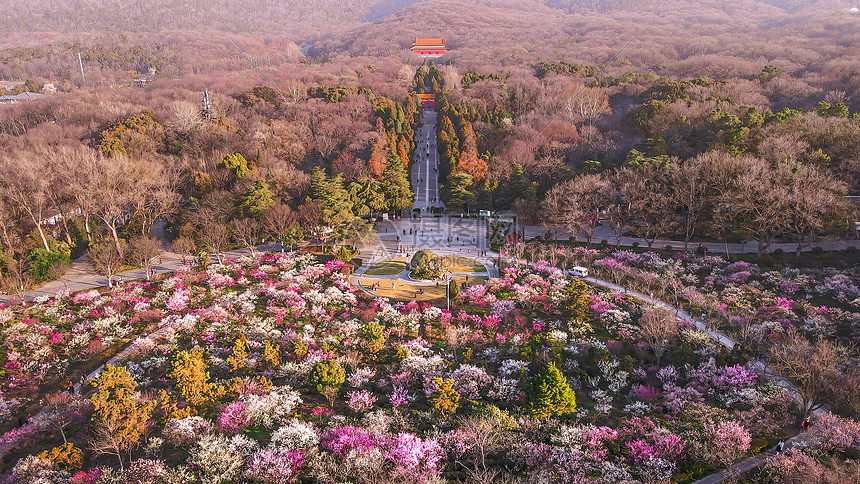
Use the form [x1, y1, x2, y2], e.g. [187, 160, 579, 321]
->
[578, 273, 825, 483]
[0, 244, 278, 304]
[497, 256, 829, 483]
[520, 223, 860, 254]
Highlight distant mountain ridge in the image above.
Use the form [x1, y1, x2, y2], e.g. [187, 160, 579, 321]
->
[2, 0, 842, 37]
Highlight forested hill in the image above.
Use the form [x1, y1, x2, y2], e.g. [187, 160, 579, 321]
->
[0, 0, 385, 37]
[2, 0, 849, 38]
[311, 0, 858, 76]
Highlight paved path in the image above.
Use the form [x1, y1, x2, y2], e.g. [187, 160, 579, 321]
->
[0, 245, 278, 305]
[523, 224, 860, 254]
[410, 107, 443, 214]
[580, 274, 826, 483]
[351, 215, 500, 298]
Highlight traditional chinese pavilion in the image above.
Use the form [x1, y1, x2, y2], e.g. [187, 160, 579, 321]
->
[411, 37, 447, 58]
[417, 93, 436, 107]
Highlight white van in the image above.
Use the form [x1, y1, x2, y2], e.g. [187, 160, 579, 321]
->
[570, 266, 589, 278]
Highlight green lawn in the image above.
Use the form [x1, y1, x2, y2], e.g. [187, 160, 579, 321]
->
[364, 259, 408, 276]
[442, 255, 487, 273]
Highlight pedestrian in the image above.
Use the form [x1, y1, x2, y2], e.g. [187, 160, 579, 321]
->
[802, 417, 811, 431]
[66, 381, 75, 394]
[776, 440, 785, 453]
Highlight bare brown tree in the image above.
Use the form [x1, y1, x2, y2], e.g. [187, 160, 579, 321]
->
[264, 203, 301, 251]
[780, 163, 849, 256]
[232, 217, 261, 256]
[128, 236, 161, 280]
[768, 331, 860, 420]
[87, 241, 124, 288]
[0, 255, 32, 301]
[0, 155, 52, 251]
[195, 211, 230, 264]
[671, 155, 712, 249]
[454, 415, 514, 481]
[43, 392, 89, 444]
[638, 307, 680, 367]
[88, 155, 150, 257]
[562, 84, 611, 124]
[567, 173, 612, 245]
[170, 236, 197, 265]
[730, 157, 790, 257]
[614, 165, 676, 248]
[136, 162, 183, 237]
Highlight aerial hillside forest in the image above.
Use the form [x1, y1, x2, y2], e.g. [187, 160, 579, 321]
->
[0, 0, 858, 483]
[0, 0, 858, 289]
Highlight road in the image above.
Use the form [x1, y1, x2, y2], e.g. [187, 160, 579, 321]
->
[0, 244, 278, 304]
[410, 108, 443, 214]
[523, 224, 860, 254]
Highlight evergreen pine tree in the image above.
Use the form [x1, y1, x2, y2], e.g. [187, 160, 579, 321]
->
[308, 167, 355, 231]
[239, 180, 274, 218]
[382, 153, 414, 213]
[308, 166, 330, 202]
[527, 362, 576, 418]
[442, 173, 474, 210]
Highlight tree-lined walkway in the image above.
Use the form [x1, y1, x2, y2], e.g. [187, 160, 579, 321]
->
[0, 244, 277, 304]
[521, 224, 860, 255]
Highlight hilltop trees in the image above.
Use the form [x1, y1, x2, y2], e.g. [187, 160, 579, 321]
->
[535, 150, 848, 255]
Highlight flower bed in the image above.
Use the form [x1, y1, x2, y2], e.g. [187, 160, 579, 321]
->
[0, 252, 824, 483]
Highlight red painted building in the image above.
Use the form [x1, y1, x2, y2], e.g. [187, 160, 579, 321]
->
[417, 93, 436, 107]
[411, 37, 447, 58]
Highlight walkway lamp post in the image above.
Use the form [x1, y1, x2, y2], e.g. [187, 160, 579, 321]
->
[445, 270, 453, 312]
